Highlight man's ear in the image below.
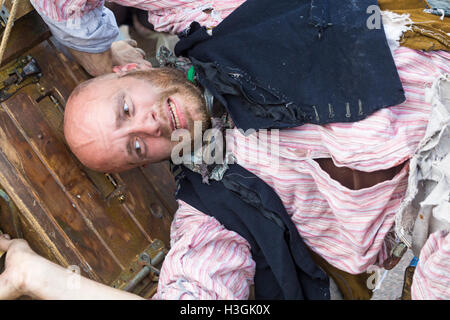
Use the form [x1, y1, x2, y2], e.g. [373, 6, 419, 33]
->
[112, 62, 153, 75]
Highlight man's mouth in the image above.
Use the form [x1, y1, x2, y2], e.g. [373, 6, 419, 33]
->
[168, 98, 182, 131]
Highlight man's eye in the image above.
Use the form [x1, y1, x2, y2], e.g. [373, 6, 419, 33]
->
[123, 102, 130, 115]
[135, 140, 142, 155]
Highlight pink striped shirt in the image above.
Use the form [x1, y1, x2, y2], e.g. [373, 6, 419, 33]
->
[31, 0, 246, 33]
[154, 48, 450, 300]
[412, 230, 450, 299]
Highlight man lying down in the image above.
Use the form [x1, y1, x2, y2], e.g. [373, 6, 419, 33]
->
[0, 0, 449, 300]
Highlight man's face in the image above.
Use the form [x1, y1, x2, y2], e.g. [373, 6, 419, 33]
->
[64, 68, 208, 172]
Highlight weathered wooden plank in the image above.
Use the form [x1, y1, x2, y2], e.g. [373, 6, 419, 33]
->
[2, 0, 35, 21]
[0, 10, 50, 67]
[0, 112, 101, 280]
[0, 103, 123, 282]
[27, 41, 82, 101]
[140, 162, 178, 214]
[0, 187, 63, 266]
[117, 169, 174, 247]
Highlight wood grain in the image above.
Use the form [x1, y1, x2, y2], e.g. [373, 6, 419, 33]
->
[0, 38, 176, 294]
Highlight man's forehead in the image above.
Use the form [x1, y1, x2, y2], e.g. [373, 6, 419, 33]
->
[69, 103, 109, 150]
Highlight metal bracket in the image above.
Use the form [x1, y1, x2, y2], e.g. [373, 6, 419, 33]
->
[104, 173, 127, 203]
[111, 239, 167, 292]
[383, 241, 408, 270]
[0, 55, 42, 102]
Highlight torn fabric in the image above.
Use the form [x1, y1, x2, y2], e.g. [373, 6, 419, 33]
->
[381, 11, 413, 54]
[395, 74, 450, 257]
[378, 0, 450, 51]
[176, 0, 405, 131]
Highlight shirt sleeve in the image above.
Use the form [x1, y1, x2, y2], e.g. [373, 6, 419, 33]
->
[153, 200, 255, 300]
[30, 0, 119, 53]
[115, 0, 246, 34]
[411, 230, 450, 299]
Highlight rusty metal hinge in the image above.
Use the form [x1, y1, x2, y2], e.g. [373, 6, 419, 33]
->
[0, 55, 42, 102]
[112, 239, 167, 292]
[104, 173, 127, 203]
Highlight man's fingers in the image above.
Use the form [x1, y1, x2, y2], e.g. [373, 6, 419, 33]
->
[125, 39, 138, 47]
[142, 60, 153, 68]
[136, 48, 146, 57]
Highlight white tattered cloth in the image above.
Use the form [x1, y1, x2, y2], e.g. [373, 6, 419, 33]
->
[399, 74, 450, 299]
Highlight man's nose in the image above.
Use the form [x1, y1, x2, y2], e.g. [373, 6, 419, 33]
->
[133, 110, 161, 136]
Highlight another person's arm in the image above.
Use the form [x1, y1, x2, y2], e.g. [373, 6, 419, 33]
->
[30, 0, 151, 76]
[0, 234, 143, 300]
[0, 200, 255, 300]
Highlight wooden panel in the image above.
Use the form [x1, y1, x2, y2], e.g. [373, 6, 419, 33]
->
[0, 10, 50, 67]
[117, 169, 174, 247]
[0, 106, 121, 281]
[0, 186, 63, 266]
[0, 123, 99, 279]
[3, 0, 34, 21]
[140, 162, 178, 214]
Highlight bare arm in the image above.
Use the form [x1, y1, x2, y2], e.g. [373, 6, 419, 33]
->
[0, 234, 144, 300]
[31, 0, 151, 76]
[68, 48, 114, 77]
[68, 40, 151, 77]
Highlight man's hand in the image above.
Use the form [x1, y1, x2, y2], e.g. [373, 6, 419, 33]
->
[111, 39, 152, 70]
[0, 234, 36, 299]
[69, 39, 152, 77]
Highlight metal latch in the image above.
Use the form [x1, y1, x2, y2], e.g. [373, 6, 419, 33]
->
[112, 239, 167, 292]
[123, 247, 165, 292]
[383, 241, 408, 270]
[0, 55, 42, 102]
[104, 173, 126, 203]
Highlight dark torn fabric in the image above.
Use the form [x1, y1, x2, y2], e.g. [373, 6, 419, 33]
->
[172, 163, 330, 300]
[175, 0, 405, 131]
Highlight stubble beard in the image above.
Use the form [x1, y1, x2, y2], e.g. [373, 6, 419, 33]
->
[122, 68, 211, 138]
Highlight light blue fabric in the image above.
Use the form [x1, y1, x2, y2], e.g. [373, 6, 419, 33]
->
[426, 0, 450, 17]
[31, 3, 119, 53]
